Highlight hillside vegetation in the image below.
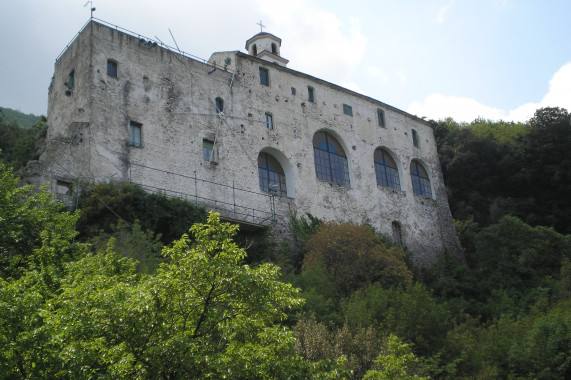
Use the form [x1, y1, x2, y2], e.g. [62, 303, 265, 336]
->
[0, 107, 42, 128]
[0, 107, 570, 379]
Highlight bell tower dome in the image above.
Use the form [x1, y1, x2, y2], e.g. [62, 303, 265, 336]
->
[245, 32, 289, 67]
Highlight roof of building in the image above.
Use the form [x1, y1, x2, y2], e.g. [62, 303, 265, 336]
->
[245, 32, 282, 49]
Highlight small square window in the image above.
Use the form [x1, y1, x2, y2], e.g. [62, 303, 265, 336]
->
[265, 113, 274, 130]
[291, 87, 296, 96]
[107, 60, 118, 78]
[259, 67, 269, 86]
[67, 70, 75, 89]
[308, 86, 315, 103]
[377, 109, 386, 127]
[343, 104, 353, 116]
[203, 139, 215, 162]
[129, 121, 142, 148]
[56, 180, 73, 196]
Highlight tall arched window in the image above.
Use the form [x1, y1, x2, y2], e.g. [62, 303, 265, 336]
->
[374, 148, 400, 190]
[392, 221, 403, 245]
[410, 160, 432, 198]
[258, 152, 287, 196]
[313, 131, 350, 187]
[215, 97, 224, 113]
[271, 43, 277, 54]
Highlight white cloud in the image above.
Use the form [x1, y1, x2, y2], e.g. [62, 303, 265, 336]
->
[256, 0, 367, 85]
[367, 67, 389, 83]
[407, 62, 571, 122]
[434, 0, 456, 24]
[340, 81, 364, 95]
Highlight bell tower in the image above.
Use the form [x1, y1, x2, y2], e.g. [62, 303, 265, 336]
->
[245, 29, 289, 67]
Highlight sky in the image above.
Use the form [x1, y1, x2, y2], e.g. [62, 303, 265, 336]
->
[1, 0, 570, 123]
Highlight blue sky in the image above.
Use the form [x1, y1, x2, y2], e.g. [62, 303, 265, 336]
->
[1, 0, 570, 122]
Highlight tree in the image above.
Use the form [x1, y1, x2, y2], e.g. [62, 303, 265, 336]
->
[0, 116, 46, 169]
[304, 222, 412, 297]
[76, 182, 207, 244]
[363, 334, 429, 380]
[0, 162, 81, 280]
[519, 107, 571, 233]
[1, 209, 350, 378]
[342, 282, 453, 357]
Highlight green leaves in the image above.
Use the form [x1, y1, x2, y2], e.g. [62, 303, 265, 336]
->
[1, 205, 318, 378]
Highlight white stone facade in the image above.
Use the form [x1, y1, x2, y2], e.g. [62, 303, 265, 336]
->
[33, 20, 460, 264]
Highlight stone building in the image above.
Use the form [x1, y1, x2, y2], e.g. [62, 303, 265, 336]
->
[31, 19, 460, 264]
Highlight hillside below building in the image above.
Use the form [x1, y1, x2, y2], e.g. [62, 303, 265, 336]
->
[26, 18, 461, 265]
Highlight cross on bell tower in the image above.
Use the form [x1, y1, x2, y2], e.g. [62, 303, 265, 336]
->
[257, 20, 266, 33]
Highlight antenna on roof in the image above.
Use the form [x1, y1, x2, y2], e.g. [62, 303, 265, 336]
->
[84, 1, 96, 18]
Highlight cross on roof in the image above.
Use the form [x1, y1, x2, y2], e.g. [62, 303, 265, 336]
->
[257, 20, 266, 33]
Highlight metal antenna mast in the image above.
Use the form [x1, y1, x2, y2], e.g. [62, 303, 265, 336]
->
[84, 1, 96, 18]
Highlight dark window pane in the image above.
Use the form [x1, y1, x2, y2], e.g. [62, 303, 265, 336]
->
[259, 67, 269, 86]
[107, 60, 118, 78]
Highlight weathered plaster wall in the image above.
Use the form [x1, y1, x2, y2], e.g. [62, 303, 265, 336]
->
[36, 20, 460, 265]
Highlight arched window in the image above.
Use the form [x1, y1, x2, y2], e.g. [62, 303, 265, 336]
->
[215, 97, 224, 113]
[374, 148, 400, 190]
[313, 131, 350, 187]
[271, 43, 277, 54]
[252, 44, 257, 55]
[410, 160, 431, 198]
[258, 152, 287, 196]
[392, 221, 403, 245]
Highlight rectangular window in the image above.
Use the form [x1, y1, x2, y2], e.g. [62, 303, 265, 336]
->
[129, 121, 142, 147]
[265, 113, 274, 130]
[291, 87, 296, 96]
[67, 70, 75, 89]
[392, 222, 403, 245]
[343, 104, 353, 116]
[203, 139, 215, 162]
[377, 109, 386, 127]
[412, 129, 419, 147]
[308, 86, 315, 103]
[259, 67, 269, 86]
[107, 60, 118, 78]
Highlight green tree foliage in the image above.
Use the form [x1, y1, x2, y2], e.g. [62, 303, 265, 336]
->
[288, 211, 323, 270]
[468, 117, 528, 143]
[46, 212, 309, 378]
[294, 314, 379, 379]
[518, 107, 571, 233]
[0, 107, 42, 128]
[0, 163, 82, 279]
[88, 219, 164, 273]
[342, 283, 453, 357]
[433, 108, 571, 234]
[428, 215, 571, 322]
[432, 117, 523, 226]
[445, 299, 571, 379]
[304, 222, 412, 297]
[0, 116, 46, 169]
[363, 334, 429, 380]
[2, 203, 349, 378]
[76, 182, 207, 244]
[290, 262, 343, 324]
